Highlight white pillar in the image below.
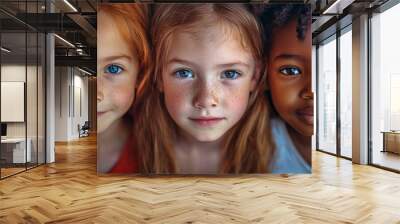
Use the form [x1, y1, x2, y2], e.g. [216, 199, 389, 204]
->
[46, 33, 55, 163]
[46, 1, 55, 163]
[352, 14, 369, 164]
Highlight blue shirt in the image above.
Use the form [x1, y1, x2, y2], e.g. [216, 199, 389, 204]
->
[269, 118, 311, 174]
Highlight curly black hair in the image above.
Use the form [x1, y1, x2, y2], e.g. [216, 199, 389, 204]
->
[253, 4, 311, 55]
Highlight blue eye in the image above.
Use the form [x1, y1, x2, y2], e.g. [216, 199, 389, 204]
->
[221, 70, 241, 79]
[279, 67, 301, 76]
[174, 69, 194, 79]
[105, 64, 123, 75]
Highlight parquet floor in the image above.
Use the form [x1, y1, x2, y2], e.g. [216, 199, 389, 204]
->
[1, 135, 400, 223]
[372, 150, 400, 171]
[1, 167, 26, 178]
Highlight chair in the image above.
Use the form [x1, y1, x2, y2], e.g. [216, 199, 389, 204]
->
[78, 121, 90, 138]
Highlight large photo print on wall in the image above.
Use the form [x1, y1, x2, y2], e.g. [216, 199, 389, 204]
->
[97, 3, 313, 174]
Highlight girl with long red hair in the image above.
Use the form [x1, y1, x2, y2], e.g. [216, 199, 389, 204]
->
[97, 4, 150, 173]
[134, 4, 274, 174]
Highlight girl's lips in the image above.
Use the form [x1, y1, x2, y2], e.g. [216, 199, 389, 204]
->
[189, 117, 225, 126]
[296, 107, 314, 125]
[97, 111, 107, 117]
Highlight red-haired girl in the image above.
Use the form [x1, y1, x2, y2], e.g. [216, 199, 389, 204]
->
[134, 4, 273, 174]
[97, 4, 150, 173]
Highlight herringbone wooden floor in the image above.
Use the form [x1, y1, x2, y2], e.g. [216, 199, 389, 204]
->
[1, 135, 400, 224]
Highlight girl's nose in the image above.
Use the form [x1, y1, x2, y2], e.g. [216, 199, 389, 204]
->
[300, 83, 313, 100]
[300, 72, 313, 100]
[97, 77, 104, 102]
[193, 82, 219, 109]
[301, 90, 313, 100]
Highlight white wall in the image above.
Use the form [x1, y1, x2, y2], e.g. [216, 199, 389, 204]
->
[55, 67, 69, 141]
[1, 63, 46, 164]
[1, 65, 39, 138]
[54, 67, 89, 141]
[1, 65, 26, 133]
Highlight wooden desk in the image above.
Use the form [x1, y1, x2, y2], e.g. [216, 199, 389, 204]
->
[382, 131, 400, 154]
[1, 138, 31, 163]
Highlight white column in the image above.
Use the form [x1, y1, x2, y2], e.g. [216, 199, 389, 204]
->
[46, 33, 55, 163]
[352, 14, 369, 164]
[46, 1, 56, 163]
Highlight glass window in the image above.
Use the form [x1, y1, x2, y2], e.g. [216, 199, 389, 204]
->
[317, 35, 337, 155]
[339, 27, 352, 158]
[371, 2, 400, 171]
[1, 30, 28, 178]
[0, 1, 46, 179]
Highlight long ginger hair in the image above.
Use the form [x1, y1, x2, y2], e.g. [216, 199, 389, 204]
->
[134, 4, 273, 174]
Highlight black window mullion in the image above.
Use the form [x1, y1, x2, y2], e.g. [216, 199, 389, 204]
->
[0, 23, 2, 180]
[336, 29, 341, 157]
[367, 11, 373, 165]
[316, 44, 320, 151]
[25, 0, 28, 171]
[36, 0, 39, 168]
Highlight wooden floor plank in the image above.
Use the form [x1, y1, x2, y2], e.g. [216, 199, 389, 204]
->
[0, 135, 400, 223]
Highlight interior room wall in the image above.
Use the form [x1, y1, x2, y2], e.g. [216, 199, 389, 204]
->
[1, 63, 45, 165]
[54, 66, 89, 141]
[55, 66, 69, 141]
[72, 71, 89, 138]
[1, 64, 40, 139]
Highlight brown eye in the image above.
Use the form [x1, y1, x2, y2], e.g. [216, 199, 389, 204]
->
[279, 67, 301, 76]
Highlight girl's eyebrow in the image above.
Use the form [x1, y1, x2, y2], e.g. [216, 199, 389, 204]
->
[168, 58, 250, 69]
[273, 54, 304, 62]
[167, 58, 197, 67]
[100, 55, 133, 62]
[216, 62, 250, 69]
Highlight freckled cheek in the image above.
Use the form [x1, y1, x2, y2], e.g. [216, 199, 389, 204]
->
[110, 85, 135, 114]
[223, 85, 250, 119]
[164, 85, 191, 117]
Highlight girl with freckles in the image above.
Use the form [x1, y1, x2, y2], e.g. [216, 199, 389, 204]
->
[134, 4, 274, 174]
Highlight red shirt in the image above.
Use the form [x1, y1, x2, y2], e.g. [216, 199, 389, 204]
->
[109, 138, 138, 173]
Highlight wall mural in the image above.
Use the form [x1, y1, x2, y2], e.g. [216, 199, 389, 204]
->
[97, 3, 312, 174]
